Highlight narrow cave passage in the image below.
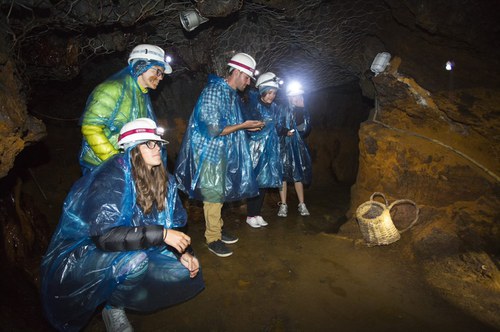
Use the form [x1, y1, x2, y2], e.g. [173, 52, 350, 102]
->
[1, 62, 495, 331]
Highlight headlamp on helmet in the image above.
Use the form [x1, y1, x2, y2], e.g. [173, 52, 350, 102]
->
[256, 72, 282, 90]
[286, 81, 304, 96]
[260, 76, 283, 87]
[128, 44, 173, 74]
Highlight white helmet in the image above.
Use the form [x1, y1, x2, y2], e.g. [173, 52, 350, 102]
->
[118, 118, 167, 149]
[256, 72, 280, 90]
[228, 53, 256, 78]
[128, 44, 173, 74]
[286, 81, 304, 96]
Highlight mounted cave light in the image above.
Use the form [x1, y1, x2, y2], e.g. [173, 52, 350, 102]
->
[370, 52, 391, 76]
[445, 60, 455, 71]
[180, 9, 209, 32]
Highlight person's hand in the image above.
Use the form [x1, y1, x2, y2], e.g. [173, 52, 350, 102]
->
[243, 120, 265, 132]
[180, 253, 200, 278]
[163, 229, 191, 253]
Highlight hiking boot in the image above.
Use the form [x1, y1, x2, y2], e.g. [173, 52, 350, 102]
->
[208, 240, 233, 257]
[221, 230, 238, 244]
[298, 203, 310, 216]
[256, 216, 268, 226]
[277, 203, 288, 217]
[246, 216, 261, 228]
[102, 306, 133, 332]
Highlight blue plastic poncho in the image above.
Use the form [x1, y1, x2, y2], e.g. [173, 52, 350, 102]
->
[242, 89, 282, 188]
[175, 74, 258, 203]
[41, 147, 204, 331]
[278, 102, 313, 185]
[79, 66, 157, 173]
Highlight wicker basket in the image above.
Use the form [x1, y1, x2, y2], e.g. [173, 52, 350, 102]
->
[356, 192, 419, 246]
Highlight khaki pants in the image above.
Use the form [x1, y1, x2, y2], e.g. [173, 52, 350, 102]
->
[203, 202, 224, 244]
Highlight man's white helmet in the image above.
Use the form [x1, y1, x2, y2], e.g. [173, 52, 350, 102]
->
[128, 44, 173, 74]
[256, 72, 280, 90]
[118, 118, 167, 149]
[286, 81, 304, 96]
[228, 53, 256, 78]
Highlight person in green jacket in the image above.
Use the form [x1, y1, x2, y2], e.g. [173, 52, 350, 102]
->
[79, 44, 172, 174]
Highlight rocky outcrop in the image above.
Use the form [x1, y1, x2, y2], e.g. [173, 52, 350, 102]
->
[0, 32, 46, 179]
[348, 58, 500, 327]
[351, 57, 499, 225]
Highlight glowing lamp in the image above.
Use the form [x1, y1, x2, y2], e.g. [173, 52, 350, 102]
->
[286, 81, 304, 96]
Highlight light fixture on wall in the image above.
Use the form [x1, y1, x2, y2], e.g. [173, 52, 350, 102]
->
[370, 52, 391, 76]
[180, 9, 209, 32]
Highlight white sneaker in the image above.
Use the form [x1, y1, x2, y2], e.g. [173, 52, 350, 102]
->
[256, 216, 268, 226]
[277, 203, 288, 217]
[102, 306, 134, 332]
[246, 216, 261, 228]
[298, 203, 310, 216]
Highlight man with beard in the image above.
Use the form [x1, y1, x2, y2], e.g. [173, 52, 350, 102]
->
[175, 53, 264, 257]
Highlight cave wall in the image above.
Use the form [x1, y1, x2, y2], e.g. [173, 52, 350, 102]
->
[350, 1, 500, 256]
[0, 25, 46, 179]
[379, 0, 500, 91]
[350, 58, 499, 255]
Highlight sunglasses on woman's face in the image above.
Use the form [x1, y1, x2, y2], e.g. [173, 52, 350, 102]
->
[142, 140, 165, 149]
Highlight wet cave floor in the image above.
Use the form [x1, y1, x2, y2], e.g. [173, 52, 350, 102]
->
[3, 122, 497, 332]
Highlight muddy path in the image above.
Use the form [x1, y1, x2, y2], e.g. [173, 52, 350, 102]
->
[83, 186, 495, 331]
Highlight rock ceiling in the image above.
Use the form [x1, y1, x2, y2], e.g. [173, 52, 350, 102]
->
[3, 0, 500, 92]
[3, 0, 386, 92]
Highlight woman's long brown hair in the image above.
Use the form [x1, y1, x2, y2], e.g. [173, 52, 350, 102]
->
[131, 146, 168, 214]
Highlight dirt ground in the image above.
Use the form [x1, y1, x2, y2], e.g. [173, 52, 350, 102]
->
[82, 194, 496, 332]
[4, 122, 499, 332]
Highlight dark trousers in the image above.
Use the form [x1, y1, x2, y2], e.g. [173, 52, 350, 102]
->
[247, 188, 266, 217]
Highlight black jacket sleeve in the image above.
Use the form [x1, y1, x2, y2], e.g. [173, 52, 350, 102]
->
[92, 225, 165, 252]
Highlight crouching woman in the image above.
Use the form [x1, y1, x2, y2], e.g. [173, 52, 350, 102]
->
[41, 118, 204, 332]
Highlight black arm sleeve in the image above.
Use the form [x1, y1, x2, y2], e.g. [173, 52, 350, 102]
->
[92, 225, 165, 252]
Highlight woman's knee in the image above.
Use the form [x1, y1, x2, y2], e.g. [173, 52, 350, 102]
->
[116, 251, 149, 280]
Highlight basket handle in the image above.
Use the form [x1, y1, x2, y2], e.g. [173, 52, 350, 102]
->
[370, 192, 388, 207]
[388, 199, 419, 233]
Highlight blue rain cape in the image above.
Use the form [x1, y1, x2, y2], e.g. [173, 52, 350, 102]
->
[40, 147, 204, 331]
[278, 103, 313, 185]
[175, 74, 258, 203]
[78, 66, 157, 173]
[242, 89, 282, 188]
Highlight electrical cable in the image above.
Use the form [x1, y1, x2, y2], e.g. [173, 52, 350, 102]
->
[372, 99, 499, 182]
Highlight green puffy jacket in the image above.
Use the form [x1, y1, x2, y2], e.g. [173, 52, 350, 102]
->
[79, 67, 156, 172]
